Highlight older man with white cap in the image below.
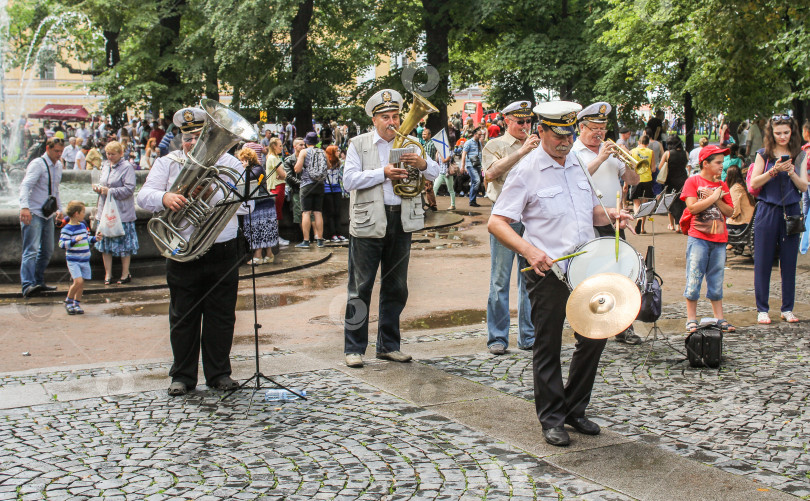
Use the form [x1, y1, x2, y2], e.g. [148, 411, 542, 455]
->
[137, 106, 245, 396]
[342, 89, 440, 368]
[573, 102, 641, 345]
[488, 101, 634, 446]
[482, 100, 540, 356]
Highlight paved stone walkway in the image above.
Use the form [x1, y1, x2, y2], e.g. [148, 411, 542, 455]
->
[0, 370, 630, 501]
[421, 322, 810, 498]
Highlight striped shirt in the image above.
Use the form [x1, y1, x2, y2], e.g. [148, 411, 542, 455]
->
[59, 222, 97, 262]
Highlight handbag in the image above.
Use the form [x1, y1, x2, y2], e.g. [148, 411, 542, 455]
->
[41, 158, 58, 218]
[447, 160, 459, 176]
[781, 178, 805, 236]
[656, 161, 668, 184]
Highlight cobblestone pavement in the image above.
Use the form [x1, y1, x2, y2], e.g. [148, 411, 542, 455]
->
[0, 351, 293, 388]
[0, 370, 631, 501]
[422, 322, 810, 498]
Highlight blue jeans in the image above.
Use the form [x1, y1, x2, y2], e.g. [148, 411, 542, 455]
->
[468, 166, 481, 203]
[487, 222, 534, 349]
[20, 214, 55, 292]
[683, 236, 726, 301]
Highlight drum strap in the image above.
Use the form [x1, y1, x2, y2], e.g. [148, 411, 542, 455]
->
[573, 151, 616, 232]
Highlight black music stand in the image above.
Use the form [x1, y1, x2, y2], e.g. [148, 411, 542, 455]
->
[218, 165, 306, 402]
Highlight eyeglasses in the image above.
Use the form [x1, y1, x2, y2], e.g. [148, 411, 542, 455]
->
[772, 114, 791, 121]
[47, 137, 64, 146]
[584, 124, 607, 134]
[511, 119, 531, 125]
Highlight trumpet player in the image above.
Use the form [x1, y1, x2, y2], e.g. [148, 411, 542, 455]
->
[342, 89, 439, 368]
[482, 101, 540, 355]
[572, 102, 642, 345]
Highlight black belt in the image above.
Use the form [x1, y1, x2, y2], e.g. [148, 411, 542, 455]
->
[384, 204, 401, 212]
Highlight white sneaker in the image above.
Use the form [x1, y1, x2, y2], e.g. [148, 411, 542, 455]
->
[757, 312, 771, 324]
[278, 237, 290, 246]
[781, 311, 799, 323]
[250, 257, 263, 266]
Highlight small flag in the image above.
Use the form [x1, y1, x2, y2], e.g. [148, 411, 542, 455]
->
[432, 129, 450, 160]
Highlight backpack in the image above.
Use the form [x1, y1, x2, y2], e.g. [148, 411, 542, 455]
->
[305, 147, 328, 182]
[745, 161, 762, 198]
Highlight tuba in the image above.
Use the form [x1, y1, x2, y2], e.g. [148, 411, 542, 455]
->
[147, 99, 258, 262]
[389, 93, 439, 198]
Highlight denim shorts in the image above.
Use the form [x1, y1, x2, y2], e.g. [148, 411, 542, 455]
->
[683, 236, 726, 301]
[67, 260, 92, 280]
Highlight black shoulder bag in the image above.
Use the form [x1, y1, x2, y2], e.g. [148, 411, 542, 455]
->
[781, 174, 805, 236]
[41, 158, 58, 218]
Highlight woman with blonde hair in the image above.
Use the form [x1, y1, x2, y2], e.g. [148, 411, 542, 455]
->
[93, 140, 138, 284]
[238, 147, 279, 264]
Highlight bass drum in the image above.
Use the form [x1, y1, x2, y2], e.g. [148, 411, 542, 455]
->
[565, 237, 646, 291]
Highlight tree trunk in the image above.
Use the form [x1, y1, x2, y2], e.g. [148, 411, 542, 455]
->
[103, 30, 120, 68]
[792, 98, 808, 129]
[684, 91, 695, 152]
[157, 0, 186, 117]
[291, 0, 314, 136]
[204, 57, 220, 102]
[422, 0, 450, 136]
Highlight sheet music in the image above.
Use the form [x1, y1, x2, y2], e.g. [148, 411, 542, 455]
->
[388, 146, 420, 164]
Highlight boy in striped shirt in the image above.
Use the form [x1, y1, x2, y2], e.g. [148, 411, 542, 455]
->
[59, 201, 101, 314]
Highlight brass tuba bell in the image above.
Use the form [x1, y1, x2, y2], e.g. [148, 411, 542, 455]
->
[388, 93, 439, 198]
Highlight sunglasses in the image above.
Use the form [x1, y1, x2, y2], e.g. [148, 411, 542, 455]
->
[512, 119, 531, 125]
[772, 114, 791, 121]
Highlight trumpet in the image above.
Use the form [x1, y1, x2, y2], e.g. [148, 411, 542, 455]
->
[600, 137, 649, 174]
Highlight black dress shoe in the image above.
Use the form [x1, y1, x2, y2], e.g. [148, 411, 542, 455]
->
[542, 426, 570, 446]
[469, 201, 481, 207]
[38, 284, 57, 292]
[22, 284, 42, 298]
[565, 416, 601, 435]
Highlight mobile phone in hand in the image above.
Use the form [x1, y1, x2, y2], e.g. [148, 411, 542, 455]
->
[780, 154, 791, 162]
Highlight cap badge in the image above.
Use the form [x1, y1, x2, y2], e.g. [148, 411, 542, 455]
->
[599, 104, 607, 115]
[520, 102, 528, 108]
[183, 110, 194, 122]
[561, 111, 578, 123]
[382, 91, 392, 102]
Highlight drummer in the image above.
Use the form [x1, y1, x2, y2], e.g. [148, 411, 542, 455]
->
[488, 101, 635, 447]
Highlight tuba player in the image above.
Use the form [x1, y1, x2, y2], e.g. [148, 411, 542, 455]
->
[137, 107, 245, 396]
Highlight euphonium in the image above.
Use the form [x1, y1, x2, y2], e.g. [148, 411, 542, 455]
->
[389, 93, 439, 198]
[147, 99, 258, 261]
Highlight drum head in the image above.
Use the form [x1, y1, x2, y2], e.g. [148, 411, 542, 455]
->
[566, 237, 642, 290]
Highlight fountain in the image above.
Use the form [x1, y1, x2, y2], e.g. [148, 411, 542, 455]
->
[2, 10, 101, 165]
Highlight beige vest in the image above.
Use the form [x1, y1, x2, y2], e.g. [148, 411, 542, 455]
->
[349, 132, 425, 238]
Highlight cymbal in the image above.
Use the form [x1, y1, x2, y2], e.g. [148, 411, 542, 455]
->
[566, 273, 641, 340]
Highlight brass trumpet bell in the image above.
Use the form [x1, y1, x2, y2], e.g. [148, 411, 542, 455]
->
[604, 138, 650, 174]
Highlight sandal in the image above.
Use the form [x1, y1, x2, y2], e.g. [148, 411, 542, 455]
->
[117, 275, 131, 285]
[685, 320, 699, 334]
[716, 319, 736, 332]
[104, 277, 112, 286]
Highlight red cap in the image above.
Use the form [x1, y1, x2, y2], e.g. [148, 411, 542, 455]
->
[698, 145, 729, 165]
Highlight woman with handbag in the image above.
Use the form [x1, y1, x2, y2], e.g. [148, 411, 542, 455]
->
[658, 136, 690, 231]
[238, 147, 279, 265]
[748, 116, 808, 324]
[93, 141, 138, 285]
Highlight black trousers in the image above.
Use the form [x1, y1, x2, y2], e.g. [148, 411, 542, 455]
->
[344, 209, 412, 355]
[166, 238, 239, 387]
[594, 223, 626, 239]
[525, 271, 606, 429]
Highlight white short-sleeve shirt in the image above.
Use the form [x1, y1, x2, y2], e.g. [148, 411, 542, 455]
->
[572, 139, 625, 208]
[492, 146, 599, 272]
